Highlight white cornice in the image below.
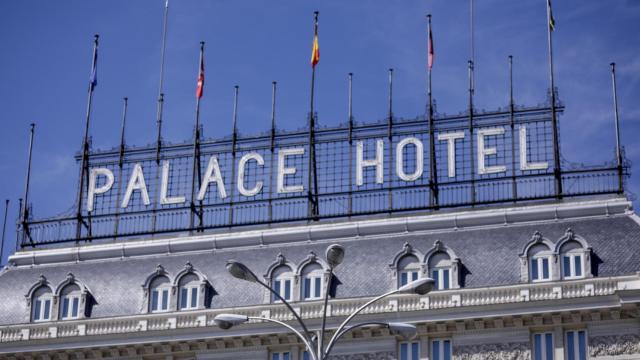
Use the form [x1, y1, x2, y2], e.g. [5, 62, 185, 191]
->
[7, 196, 632, 267]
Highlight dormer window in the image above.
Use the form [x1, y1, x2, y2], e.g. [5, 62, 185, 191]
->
[178, 273, 199, 310]
[429, 252, 452, 290]
[559, 239, 587, 280]
[59, 284, 81, 320]
[149, 276, 171, 313]
[398, 255, 420, 287]
[32, 286, 53, 322]
[272, 266, 293, 302]
[301, 263, 324, 300]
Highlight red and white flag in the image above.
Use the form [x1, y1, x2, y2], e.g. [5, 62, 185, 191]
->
[196, 46, 204, 99]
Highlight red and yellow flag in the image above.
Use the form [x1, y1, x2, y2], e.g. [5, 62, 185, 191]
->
[311, 34, 320, 68]
[196, 44, 204, 99]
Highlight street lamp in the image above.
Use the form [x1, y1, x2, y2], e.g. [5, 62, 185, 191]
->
[216, 244, 435, 360]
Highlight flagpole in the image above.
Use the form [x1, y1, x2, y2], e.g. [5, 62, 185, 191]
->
[190, 42, 205, 231]
[113, 97, 128, 239]
[0, 199, 8, 265]
[610, 62, 624, 193]
[268, 81, 277, 223]
[546, 0, 562, 198]
[509, 56, 517, 201]
[75, 34, 99, 242]
[387, 68, 394, 213]
[468, 60, 476, 205]
[156, 0, 169, 164]
[470, 0, 475, 92]
[21, 124, 35, 247]
[347, 73, 354, 215]
[228, 86, 239, 226]
[307, 11, 320, 220]
[427, 14, 438, 209]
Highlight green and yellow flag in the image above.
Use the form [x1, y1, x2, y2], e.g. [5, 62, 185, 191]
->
[548, 0, 556, 31]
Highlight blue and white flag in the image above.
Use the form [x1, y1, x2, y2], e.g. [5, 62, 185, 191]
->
[89, 40, 98, 91]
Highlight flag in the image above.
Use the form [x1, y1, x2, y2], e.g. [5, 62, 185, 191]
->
[311, 34, 320, 68]
[548, 0, 556, 31]
[428, 21, 434, 70]
[196, 45, 204, 99]
[89, 41, 98, 91]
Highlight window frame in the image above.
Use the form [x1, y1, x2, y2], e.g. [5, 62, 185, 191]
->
[530, 255, 552, 282]
[431, 267, 452, 290]
[430, 338, 452, 360]
[302, 273, 323, 300]
[562, 253, 584, 280]
[532, 332, 555, 360]
[273, 276, 293, 302]
[60, 293, 81, 320]
[271, 351, 291, 360]
[32, 294, 53, 322]
[149, 284, 171, 313]
[398, 340, 420, 360]
[399, 269, 420, 287]
[179, 284, 199, 310]
[565, 330, 587, 360]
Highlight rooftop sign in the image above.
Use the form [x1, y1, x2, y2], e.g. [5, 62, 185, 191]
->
[18, 103, 626, 248]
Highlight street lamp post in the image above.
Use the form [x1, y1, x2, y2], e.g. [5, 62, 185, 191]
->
[214, 244, 435, 360]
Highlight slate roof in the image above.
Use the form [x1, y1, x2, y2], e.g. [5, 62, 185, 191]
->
[0, 214, 639, 326]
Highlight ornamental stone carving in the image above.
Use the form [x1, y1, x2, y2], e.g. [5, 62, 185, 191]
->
[589, 334, 640, 356]
[454, 342, 531, 360]
[327, 351, 396, 360]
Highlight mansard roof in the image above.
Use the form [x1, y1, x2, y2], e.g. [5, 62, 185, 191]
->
[0, 196, 638, 325]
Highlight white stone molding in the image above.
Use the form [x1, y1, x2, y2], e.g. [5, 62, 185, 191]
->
[453, 342, 531, 360]
[422, 240, 461, 289]
[172, 261, 213, 310]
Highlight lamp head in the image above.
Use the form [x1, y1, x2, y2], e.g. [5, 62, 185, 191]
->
[325, 244, 345, 268]
[388, 322, 417, 340]
[226, 260, 258, 283]
[397, 277, 435, 295]
[214, 314, 249, 330]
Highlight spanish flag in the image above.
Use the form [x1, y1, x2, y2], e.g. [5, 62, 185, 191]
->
[311, 34, 320, 68]
[196, 44, 204, 99]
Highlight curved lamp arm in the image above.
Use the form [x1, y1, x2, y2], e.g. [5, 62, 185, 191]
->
[325, 288, 400, 354]
[248, 316, 319, 360]
[323, 322, 389, 359]
[254, 278, 314, 341]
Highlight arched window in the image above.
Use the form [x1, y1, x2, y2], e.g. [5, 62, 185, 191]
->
[301, 263, 324, 300]
[529, 244, 553, 282]
[31, 286, 53, 322]
[272, 265, 294, 302]
[178, 273, 199, 310]
[428, 252, 452, 290]
[398, 255, 420, 288]
[149, 275, 171, 313]
[59, 284, 82, 320]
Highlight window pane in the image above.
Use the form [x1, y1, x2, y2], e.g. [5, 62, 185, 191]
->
[284, 280, 291, 300]
[304, 278, 311, 299]
[578, 331, 586, 360]
[62, 298, 69, 318]
[151, 290, 158, 311]
[574, 255, 582, 277]
[444, 340, 451, 360]
[443, 269, 450, 289]
[432, 340, 440, 360]
[432, 270, 439, 289]
[400, 343, 408, 360]
[43, 300, 51, 319]
[534, 334, 542, 360]
[567, 331, 575, 360]
[545, 333, 553, 360]
[282, 352, 290, 360]
[162, 289, 169, 310]
[72, 297, 79, 317]
[563, 256, 571, 277]
[34, 300, 41, 321]
[274, 280, 281, 298]
[412, 271, 418, 281]
[401, 272, 408, 286]
[542, 258, 550, 279]
[303, 351, 310, 360]
[272, 354, 279, 360]
[532, 259, 539, 280]
[315, 277, 321, 298]
[412, 342, 419, 360]
[180, 288, 188, 309]
[191, 287, 198, 308]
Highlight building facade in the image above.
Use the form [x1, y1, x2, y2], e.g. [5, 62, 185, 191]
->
[0, 194, 639, 359]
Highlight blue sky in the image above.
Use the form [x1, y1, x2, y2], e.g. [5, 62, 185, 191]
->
[0, 0, 638, 263]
